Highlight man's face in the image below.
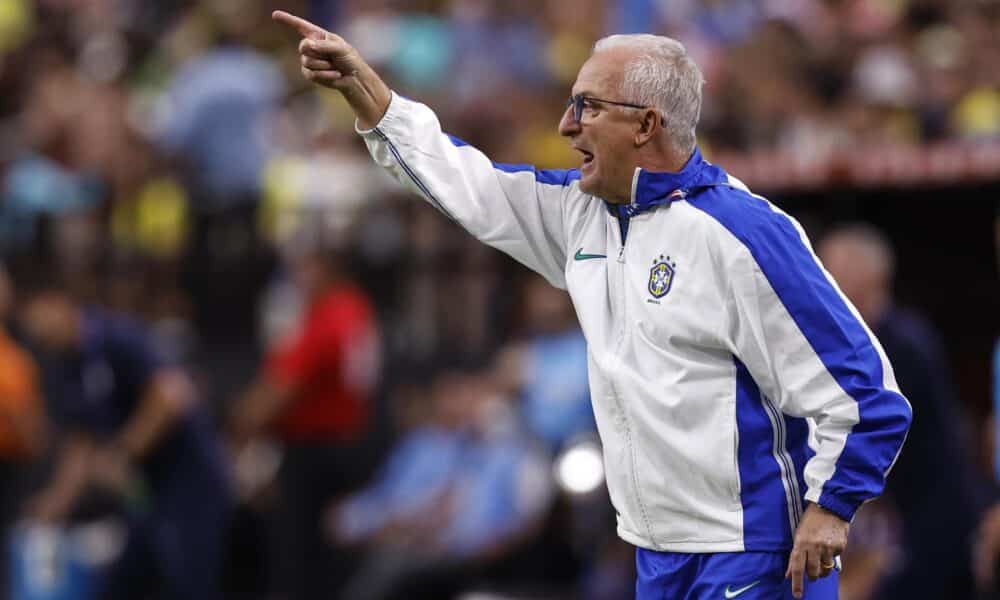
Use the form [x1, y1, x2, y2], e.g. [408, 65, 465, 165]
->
[559, 48, 642, 203]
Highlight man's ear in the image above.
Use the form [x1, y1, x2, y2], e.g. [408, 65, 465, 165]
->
[635, 109, 660, 146]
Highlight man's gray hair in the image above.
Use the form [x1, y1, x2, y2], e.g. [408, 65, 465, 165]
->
[593, 34, 705, 155]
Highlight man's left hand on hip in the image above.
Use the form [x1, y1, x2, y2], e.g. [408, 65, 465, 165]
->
[785, 503, 849, 598]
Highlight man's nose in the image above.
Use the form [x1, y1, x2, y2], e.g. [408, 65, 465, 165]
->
[558, 106, 579, 137]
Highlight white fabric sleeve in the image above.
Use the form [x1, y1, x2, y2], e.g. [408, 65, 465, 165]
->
[357, 92, 575, 289]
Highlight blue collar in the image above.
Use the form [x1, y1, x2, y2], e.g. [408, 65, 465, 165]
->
[606, 147, 729, 217]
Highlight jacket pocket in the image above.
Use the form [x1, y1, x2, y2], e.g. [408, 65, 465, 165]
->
[731, 400, 742, 504]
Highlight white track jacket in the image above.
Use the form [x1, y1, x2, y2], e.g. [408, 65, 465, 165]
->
[358, 93, 912, 553]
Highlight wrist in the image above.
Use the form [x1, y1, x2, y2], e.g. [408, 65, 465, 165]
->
[811, 495, 856, 523]
[346, 65, 391, 129]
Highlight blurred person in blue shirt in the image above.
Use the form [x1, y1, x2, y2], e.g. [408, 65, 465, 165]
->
[494, 274, 593, 454]
[158, 12, 283, 207]
[19, 279, 232, 600]
[330, 365, 553, 600]
[332, 377, 465, 550]
[0, 154, 100, 254]
[819, 223, 978, 600]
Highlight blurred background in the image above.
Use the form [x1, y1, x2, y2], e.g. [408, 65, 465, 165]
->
[0, 0, 998, 599]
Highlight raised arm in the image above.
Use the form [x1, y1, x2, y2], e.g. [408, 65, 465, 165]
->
[274, 11, 581, 288]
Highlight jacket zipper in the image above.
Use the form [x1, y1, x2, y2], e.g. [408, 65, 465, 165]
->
[607, 211, 657, 547]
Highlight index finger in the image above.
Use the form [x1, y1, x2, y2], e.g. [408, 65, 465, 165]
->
[272, 10, 327, 39]
[785, 548, 805, 599]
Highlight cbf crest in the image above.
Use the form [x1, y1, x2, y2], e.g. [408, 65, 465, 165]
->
[648, 254, 676, 299]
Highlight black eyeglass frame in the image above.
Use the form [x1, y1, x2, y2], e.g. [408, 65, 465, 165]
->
[566, 94, 651, 124]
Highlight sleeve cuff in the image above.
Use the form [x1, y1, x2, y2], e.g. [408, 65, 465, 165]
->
[355, 90, 400, 136]
[814, 492, 860, 523]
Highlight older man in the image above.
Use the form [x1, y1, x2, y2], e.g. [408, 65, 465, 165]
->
[273, 12, 911, 599]
[819, 224, 977, 599]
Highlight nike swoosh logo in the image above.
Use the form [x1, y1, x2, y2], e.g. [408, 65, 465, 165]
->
[724, 581, 761, 598]
[574, 248, 607, 261]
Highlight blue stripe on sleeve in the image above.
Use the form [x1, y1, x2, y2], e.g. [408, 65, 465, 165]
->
[446, 134, 581, 187]
[492, 163, 582, 187]
[692, 188, 911, 522]
[376, 128, 457, 222]
[735, 358, 794, 550]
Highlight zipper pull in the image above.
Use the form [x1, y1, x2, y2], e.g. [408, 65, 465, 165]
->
[618, 245, 626, 263]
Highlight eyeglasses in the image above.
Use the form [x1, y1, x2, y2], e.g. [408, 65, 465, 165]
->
[566, 94, 649, 124]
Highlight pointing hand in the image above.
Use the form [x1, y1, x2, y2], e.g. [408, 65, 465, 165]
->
[272, 10, 364, 91]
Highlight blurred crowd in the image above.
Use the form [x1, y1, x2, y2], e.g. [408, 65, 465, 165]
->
[0, 0, 998, 599]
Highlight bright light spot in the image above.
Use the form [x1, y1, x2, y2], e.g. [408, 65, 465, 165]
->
[555, 440, 604, 495]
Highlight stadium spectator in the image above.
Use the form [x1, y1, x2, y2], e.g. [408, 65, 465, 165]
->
[331, 364, 553, 600]
[819, 223, 979, 600]
[19, 280, 232, 600]
[156, 6, 284, 208]
[0, 262, 46, 594]
[0, 261, 45, 467]
[494, 274, 593, 453]
[229, 228, 381, 600]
